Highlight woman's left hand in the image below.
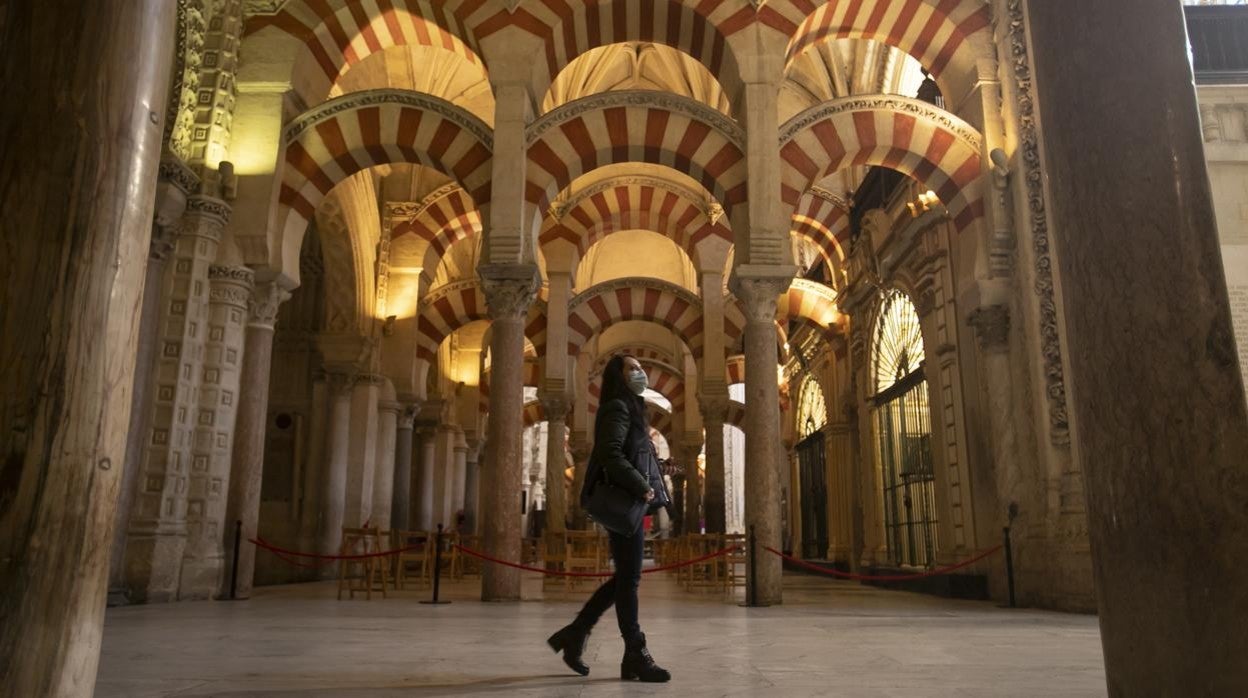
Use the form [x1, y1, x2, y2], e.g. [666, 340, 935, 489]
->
[643, 489, 655, 502]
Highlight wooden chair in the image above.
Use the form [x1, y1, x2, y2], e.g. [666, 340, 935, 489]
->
[722, 533, 747, 591]
[337, 527, 389, 600]
[458, 534, 483, 577]
[393, 530, 432, 590]
[540, 530, 567, 588]
[684, 534, 722, 591]
[564, 529, 606, 592]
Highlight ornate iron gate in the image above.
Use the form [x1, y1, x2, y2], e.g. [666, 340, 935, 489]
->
[874, 371, 937, 568]
[796, 431, 828, 559]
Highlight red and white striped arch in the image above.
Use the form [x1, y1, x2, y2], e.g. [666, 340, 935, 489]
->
[415, 280, 546, 362]
[648, 402, 675, 446]
[725, 354, 746, 385]
[779, 96, 985, 231]
[777, 0, 992, 99]
[521, 398, 547, 428]
[725, 398, 746, 431]
[250, 0, 489, 102]
[593, 343, 678, 372]
[391, 185, 482, 270]
[472, 0, 743, 106]
[279, 90, 493, 244]
[525, 92, 747, 234]
[588, 359, 686, 415]
[780, 279, 844, 336]
[567, 279, 706, 360]
[540, 179, 731, 265]
[791, 190, 851, 284]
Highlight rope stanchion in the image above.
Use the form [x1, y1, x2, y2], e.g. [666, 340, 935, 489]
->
[764, 545, 1004, 582]
[454, 544, 739, 578]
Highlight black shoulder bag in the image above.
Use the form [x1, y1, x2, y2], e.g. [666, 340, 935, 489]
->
[585, 470, 645, 535]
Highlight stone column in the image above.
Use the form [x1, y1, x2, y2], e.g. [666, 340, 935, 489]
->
[699, 395, 729, 534]
[479, 264, 541, 601]
[123, 195, 229, 602]
[317, 372, 352, 560]
[414, 426, 436, 530]
[568, 437, 591, 529]
[178, 264, 252, 599]
[371, 400, 399, 529]
[390, 404, 418, 530]
[670, 473, 687, 536]
[344, 374, 382, 528]
[681, 442, 704, 535]
[730, 272, 793, 606]
[109, 159, 195, 601]
[541, 394, 570, 534]
[0, 0, 173, 692]
[297, 372, 328, 556]
[451, 431, 469, 528]
[463, 439, 482, 534]
[1023, 1, 1248, 692]
[433, 424, 459, 527]
[219, 280, 288, 599]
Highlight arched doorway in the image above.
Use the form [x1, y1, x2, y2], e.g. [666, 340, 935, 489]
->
[796, 377, 829, 559]
[872, 290, 938, 568]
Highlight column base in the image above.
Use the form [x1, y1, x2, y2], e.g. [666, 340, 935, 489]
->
[122, 532, 187, 604]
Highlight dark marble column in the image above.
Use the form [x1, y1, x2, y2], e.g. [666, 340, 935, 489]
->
[220, 281, 288, 600]
[730, 271, 793, 606]
[479, 264, 541, 601]
[699, 396, 729, 534]
[390, 404, 418, 531]
[1024, 1, 1248, 693]
[0, 1, 175, 693]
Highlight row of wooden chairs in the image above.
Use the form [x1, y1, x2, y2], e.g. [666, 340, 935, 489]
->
[654, 533, 747, 592]
[337, 527, 482, 600]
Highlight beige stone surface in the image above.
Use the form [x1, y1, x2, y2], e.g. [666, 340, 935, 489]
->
[95, 574, 1106, 697]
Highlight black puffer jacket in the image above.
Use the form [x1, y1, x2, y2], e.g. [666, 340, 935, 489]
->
[579, 398, 653, 507]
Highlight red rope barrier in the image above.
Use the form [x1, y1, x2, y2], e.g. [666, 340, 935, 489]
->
[250, 537, 425, 562]
[763, 545, 1003, 582]
[454, 544, 740, 578]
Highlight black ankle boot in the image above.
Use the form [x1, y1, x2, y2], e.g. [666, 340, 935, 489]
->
[547, 624, 591, 676]
[620, 633, 671, 682]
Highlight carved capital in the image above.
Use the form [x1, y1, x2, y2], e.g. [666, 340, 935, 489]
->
[479, 264, 541, 320]
[208, 265, 254, 308]
[698, 394, 730, 426]
[539, 394, 570, 421]
[729, 273, 791, 324]
[398, 403, 421, 430]
[247, 281, 291, 330]
[180, 195, 231, 243]
[968, 305, 1011, 351]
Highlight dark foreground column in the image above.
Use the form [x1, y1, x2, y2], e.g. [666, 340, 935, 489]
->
[0, 1, 174, 694]
[1024, 1, 1248, 694]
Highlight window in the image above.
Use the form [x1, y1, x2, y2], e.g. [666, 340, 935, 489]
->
[871, 290, 938, 568]
[796, 376, 828, 439]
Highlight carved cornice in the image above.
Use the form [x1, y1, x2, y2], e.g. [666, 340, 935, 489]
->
[242, 0, 285, 15]
[184, 195, 232, 225]
[284, 90, 494, 149]
[1006, 0, 1069, 445]
[809, 186, 851, 211]
[159, 153, 200, 197]
[420, 279, 479, 309]
[779, 95, 983, 151]
[385, 182, 464, 221]
[527, 90, 745, 148]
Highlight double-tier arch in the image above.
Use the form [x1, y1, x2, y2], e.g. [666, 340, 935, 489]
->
[525, 91, 747, 239]
[415, 280, 548, 363]
[779, 95, 985, 231]
[276, 90, 494, 272]
[791, 188, 851, 288]
[568, 278, 733, 362]
[390, 183, 483, 274]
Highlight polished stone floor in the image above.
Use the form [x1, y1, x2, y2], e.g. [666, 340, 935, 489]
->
[96, 571, 1107, 697]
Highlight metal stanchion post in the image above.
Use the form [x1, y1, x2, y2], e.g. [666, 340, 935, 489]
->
[1003, 525, 1016, 608]
[229, 520, 242, 600]
[421, 523, 451, 605]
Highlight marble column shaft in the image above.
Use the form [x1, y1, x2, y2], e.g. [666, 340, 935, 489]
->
[390, 405, 418, 531]
[700, 396, 729, 535]
[317, 374, 352, 560]
[541, 395, 570, 534]
[123, 195, 229, 603]
[414, 427, 436, 530]
[0, 1, 174, 693]
[220, 281, 287, 599]
[463, 440, 482, 535]
[371, 400, 400, 529]
[178, 265, 252, 600]
[682, 443, 703, 535]
[731, 273, 791, 606]
[452, 433, 469, 528]
[1025, 1, 1248, 692]
[479, 265, 541, 601]
[344, 375, 381, 528]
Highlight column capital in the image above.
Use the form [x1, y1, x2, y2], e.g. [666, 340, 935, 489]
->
[539, 393, 571, 421]
[968, 304, 1011, 352]
[208, 265, 254, 309]
[397, 403, 421, 430]
[182, 194, 232, 231]
[729, 266, 796, 323]
[479, 263, 541, 320]
[247, 281, 291, 330]
[698, 394, 730, 426]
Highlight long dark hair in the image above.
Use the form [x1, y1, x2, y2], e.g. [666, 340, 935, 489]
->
[599, 354, 648, 439]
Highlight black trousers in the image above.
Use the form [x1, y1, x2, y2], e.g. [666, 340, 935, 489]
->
[572, 527, 645, 641]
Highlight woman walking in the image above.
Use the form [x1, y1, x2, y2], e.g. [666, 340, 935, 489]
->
[547, 354, 671, 682]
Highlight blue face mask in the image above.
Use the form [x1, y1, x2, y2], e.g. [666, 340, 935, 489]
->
[626, 368, 648, 395]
